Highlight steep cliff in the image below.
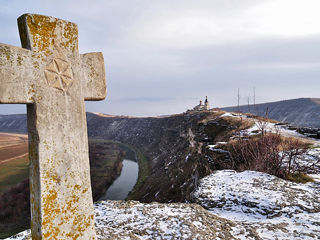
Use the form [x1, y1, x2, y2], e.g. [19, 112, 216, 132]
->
[86, 111, 247, 203]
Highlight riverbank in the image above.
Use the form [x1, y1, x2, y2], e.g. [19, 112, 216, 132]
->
[126, 146, 150, 200]
[90, 139, 149, 201]
[0, 138, 130, 238]
[89, 138, 125, 201]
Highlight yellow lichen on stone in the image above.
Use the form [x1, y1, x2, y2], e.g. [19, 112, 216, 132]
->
[26, 14, 78, 56]
[89, 62, 97, 78]
[61, 21, 78, 53]
[26, 15, 57, 56]
[17, 55, 23, 66]
[0, 45, 15, 66]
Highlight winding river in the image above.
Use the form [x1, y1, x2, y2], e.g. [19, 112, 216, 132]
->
[99, 159, 139, 200]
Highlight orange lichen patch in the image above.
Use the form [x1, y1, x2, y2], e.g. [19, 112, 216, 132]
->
[43, 189, 58, 217]
[66, 214, 94, 240]
[26, 15, 57, 56]
[45, 170, 61, 184]
[25, 14, 78, 56]
[89, 62, 97, 78]
[61, 21, 78, 53]
[43, 225, 60, 240]
[0, 45, 12, 61]
[17, 55, 23, 66]
[31, 52, 42, 69]
[42, 188, 61, 238]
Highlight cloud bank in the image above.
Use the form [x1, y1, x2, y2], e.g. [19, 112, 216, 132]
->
[0, 0, 319, 116]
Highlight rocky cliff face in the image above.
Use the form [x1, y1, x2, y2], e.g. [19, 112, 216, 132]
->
[86, 111, 246, 203]
[86, 112, 212, 202]
[222, 98, 320, 128]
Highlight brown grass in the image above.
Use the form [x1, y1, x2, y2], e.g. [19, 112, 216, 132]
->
[223, 132, 312, 182]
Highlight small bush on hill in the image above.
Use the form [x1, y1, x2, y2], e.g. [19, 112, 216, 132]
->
[221, 130, 314, 182]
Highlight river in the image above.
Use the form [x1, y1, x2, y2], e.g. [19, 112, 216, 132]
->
[99, 159, 139, 200]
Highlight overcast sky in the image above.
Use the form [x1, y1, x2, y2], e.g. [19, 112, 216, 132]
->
[1, 0, 320, 116]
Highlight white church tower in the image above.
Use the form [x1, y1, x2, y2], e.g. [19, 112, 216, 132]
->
[204, 96, 210, 110]
[192, 96, 210, 111]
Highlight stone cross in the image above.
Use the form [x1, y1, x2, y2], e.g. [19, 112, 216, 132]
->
[0, 14, 106, 239]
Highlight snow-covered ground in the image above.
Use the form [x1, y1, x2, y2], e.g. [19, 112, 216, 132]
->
[220, 111, 320, 144]
[193, 170, 320, 240]
[8, 169, 320, 240]
[7, 200, 252, 240]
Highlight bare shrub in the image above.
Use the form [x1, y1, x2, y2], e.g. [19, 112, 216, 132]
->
[225, 132, 311, 180]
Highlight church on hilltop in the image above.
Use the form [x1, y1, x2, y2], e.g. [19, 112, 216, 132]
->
[192, 96, 210, 111]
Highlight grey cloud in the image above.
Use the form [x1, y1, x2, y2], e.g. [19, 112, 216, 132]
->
[0, 0, 319, 116]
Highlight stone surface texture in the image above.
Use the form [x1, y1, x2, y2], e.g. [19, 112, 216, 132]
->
[0, 14, 106, 239]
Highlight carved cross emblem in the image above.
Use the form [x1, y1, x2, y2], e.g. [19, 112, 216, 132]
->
[45, 58, 73, 91]
[44, 45, 74, 91]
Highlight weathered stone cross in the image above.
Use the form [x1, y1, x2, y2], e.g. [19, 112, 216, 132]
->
[0, 14, 106, 239]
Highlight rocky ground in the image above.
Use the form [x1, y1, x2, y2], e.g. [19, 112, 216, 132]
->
[8, 169, 320, 240]
[193, 170, 320, 240]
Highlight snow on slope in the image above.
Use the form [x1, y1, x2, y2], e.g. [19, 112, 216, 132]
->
[193, 170, 320, 240]
[8, 201, 254, 240]
[8, 169, 320, 240]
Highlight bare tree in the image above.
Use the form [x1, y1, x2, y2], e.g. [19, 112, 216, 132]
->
[255, 107, 269, 136]
[237, 88, 240, 114]
[253, 87, 256, 112]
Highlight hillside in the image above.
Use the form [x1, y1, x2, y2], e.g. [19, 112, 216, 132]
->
[1, 109, 319, 202]
[0, 114, 27, 133]
[0, 111, 248, 202]
[222, 98, 320, 128]
[2, 110, 320, 239]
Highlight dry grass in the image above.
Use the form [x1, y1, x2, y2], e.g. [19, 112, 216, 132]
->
[223, 132, 312, 182]
[0, 156, 29, 194]
[287, 172, 314, 184]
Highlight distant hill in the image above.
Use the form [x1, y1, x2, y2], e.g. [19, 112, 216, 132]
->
[222, 98, 320, 128]
[0, 114, 27, 133]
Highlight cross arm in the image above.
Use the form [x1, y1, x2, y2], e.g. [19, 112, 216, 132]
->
[81, 52, 107, 101]
[0, 43, 36, 104]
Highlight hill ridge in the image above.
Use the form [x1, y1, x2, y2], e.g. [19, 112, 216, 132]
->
[222, 97, 320, 128]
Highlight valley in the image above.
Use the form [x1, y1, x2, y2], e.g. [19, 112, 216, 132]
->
[1, 108, 320, 239]
[0, 137, 137, 238]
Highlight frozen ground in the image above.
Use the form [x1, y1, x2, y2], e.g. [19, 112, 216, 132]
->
[193, 170, 320, 240]
[221, 111, 320, 144]
[7, 201, 255, 240]
[8, 169, 320, 240]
